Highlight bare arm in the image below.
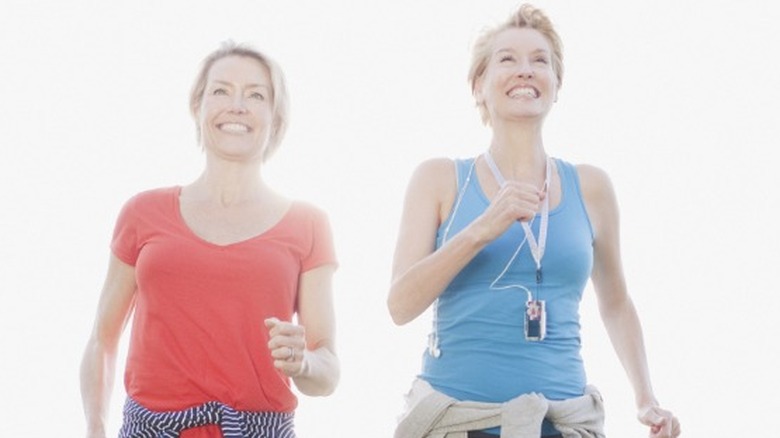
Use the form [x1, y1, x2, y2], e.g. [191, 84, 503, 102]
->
[266, 264, 339, 396]
[80, 254, 137, 438]
[388, 158, 542, 325]
[580, 165, 680, 437]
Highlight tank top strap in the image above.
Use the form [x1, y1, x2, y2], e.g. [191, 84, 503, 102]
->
[453, 157, 477, 191]
[554, 158, 594, 240]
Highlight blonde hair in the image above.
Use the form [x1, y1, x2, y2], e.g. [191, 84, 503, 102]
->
[189, 41, 290, 161]
[468, 4, 564, 124]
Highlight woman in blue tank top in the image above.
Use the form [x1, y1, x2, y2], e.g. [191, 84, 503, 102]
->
[388, 4, 680, 438]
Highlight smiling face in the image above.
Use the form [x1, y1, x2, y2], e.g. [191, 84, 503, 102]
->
[475, 27, 559, 125]
[195, 55, 274, 162]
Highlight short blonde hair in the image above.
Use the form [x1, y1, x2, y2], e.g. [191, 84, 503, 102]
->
[468, 4, 564, 124]
[189, 41, 290, 161]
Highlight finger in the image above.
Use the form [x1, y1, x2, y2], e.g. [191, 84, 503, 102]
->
[272, 349, 304, 376]
[660, 418, 672, 437]
[265, 319, 305, 340]
[266, 319, 303, 334]
[267, 335, 306, 352]
[501, 180, 543, 191]
[274, 322, 305, 335]
[270, 344, 293, 360]
[270, 326, 305, 343]
[654, 410, 673, 433]
[273, 359, 303, 376]
[649, 418, 671, 438]
[661, 415, 676, 437]
[500, 189, 542, 208]
[270, 343, 305, 368]
[264, 318, 284, 338]
[495, 195, 538, 217]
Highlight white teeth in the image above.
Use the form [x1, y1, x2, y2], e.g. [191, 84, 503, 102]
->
[509, 87, 538, 98]
[219, 123, 249, 133]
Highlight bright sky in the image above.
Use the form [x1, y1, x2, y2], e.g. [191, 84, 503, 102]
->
[1, 1, 779, 436]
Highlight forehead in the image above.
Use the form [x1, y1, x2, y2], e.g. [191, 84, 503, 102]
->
[206, 55, 271, 86]
[491, 27, 553, 55]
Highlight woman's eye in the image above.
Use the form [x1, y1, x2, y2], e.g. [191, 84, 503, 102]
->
[249, 92, 265, 100]
[212, 88, 227, 95]
[535, 57, 548, 64]
[499, 55, 514, 63]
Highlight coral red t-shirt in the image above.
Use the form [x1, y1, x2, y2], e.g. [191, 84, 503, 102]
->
[111, 187, 337, 437]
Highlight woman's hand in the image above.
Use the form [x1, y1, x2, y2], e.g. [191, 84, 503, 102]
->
[470, 180, 543, 243]
[638, 405, 681, 437]
[265, 317, 306, 377]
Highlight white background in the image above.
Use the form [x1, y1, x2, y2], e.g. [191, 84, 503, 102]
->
[1, 0, 779, 436]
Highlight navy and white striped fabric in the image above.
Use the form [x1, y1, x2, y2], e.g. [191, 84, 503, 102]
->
[119, 397, 296, 438]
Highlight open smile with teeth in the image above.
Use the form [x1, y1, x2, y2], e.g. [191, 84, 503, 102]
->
[218, 122, 251, 133]
[508, 86, 540, 99]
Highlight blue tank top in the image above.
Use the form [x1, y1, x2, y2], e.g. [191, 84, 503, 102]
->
[420, 157, 594, 423]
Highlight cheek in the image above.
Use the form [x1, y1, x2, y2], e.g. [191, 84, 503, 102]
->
[255, 108, 275, 126]
[477, 76, 499, 102]
[198, 102, 214, 124]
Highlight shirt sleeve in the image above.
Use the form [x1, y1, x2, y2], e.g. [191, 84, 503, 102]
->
[110, 194, 141, 266]
[301, 206, 338, 272]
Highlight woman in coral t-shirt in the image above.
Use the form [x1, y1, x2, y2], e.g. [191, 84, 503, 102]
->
[80, 41, 339, 438]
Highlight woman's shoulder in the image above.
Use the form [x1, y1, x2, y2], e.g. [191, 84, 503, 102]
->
[112, 187, 179, 228]
[564, 160, 612, 193]
[415, 156, 476, 172]
[403, 157, 469, 222]
[290, 199, 328, 218]
[571, 162, 618, 213]
[286, 198, 333, 231]
[121, 186, 179, 210]
[408, 157, 461, 191]
[128, 186, 178, 200]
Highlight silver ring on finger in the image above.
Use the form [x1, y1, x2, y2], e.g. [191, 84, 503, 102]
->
[286, 346, 295, 362]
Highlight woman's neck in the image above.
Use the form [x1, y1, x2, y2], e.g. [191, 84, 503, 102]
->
[488, 123, 548, 181]
[188, 158, 268, 206]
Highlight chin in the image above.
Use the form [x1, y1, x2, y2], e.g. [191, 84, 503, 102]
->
[208, 145, 263, 160]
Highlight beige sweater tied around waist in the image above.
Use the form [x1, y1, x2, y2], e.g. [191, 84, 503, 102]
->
[394, 379, 606, 438]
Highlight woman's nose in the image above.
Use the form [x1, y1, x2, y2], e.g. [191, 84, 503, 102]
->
[515, 59, 535, 79]
[229, 96, 248, 113]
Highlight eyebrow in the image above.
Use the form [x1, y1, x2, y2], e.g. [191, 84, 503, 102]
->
[212, 80, 271, 90]
[494, 47, 551, 56]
